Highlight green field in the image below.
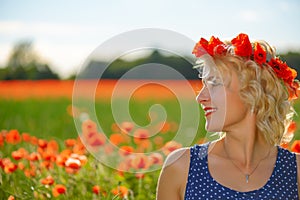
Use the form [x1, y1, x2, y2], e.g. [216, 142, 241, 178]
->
[1, 97, 300, 199]
[0, 97, 206, 199]
[0, 98, 206, 141]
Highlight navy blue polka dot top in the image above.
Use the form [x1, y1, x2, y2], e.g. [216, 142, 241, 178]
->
[184, 143, 299, 200]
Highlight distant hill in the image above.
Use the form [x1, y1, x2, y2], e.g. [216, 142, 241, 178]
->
[78, 50, 198, 80]
[78, 50, 300, 80]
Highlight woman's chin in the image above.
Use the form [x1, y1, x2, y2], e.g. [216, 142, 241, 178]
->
[205, 123, 223, 133]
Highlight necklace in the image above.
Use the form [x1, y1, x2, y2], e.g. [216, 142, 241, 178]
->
[223, 144, 271, 183]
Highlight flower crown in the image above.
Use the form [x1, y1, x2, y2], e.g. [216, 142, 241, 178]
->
[192, 33, 299, 99]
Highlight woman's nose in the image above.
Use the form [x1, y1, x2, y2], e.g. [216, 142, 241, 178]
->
[196, 86, 210, 104]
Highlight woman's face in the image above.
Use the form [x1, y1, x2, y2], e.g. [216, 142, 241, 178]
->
[196, 66, 248, 132]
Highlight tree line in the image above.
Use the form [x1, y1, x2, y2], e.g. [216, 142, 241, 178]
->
[1, 41, 300, 80]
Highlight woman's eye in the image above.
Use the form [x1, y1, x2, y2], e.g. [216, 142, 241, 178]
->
[207, 79, 222, 86]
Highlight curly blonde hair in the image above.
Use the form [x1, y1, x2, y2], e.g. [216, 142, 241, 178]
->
[210, 41, 294, 146]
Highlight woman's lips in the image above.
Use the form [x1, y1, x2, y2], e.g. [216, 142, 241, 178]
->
[203, 107, 217, 117]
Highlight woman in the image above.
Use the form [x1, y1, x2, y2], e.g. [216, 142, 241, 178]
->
[156, 33, 300, 199]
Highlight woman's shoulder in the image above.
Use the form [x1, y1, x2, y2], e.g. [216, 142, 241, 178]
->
[163, 147, 190, 169]
[163, 142, 210, 169]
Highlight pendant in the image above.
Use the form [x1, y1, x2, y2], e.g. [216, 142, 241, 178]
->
[245, 174, 249, 183]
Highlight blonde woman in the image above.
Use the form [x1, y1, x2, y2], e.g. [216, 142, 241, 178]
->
[156, 33, 300, 199]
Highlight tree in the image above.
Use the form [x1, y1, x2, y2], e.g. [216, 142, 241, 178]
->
[7, 40, 39, 70]
[1, 40, 59, 80]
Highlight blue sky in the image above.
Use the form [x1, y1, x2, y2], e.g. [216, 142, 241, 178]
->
[0, 0, 300, 78]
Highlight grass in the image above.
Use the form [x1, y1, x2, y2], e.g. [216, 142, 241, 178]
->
[0, 97, 205, 199]
[0, 98, 206, 143]
[1, 96, 300, 199]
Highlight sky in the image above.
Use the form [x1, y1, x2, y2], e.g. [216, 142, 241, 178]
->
[0, 0, 300, 78]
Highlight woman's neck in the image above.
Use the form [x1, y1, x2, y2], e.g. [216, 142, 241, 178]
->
[221, 111, 272, 168]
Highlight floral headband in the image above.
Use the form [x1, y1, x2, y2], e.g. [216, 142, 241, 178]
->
[192, 33, 299, 100]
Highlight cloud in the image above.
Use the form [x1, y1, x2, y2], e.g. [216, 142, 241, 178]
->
[0, 44, 12, 67]
[0, 20, 99, 37]
[33, 40, 95, 78]
[238, 10, 259, 22]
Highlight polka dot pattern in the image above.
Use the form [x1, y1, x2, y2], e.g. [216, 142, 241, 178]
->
[184, 143, 299, 199]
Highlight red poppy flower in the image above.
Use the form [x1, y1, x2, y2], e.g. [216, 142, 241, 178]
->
[8, 195, 15, 200]
[38, 139, 47, 149]
[291, 140, 300, 153]
[121, 121, 134, 133]
[149, 152, 164, 165]
[92, 185, 101, 195]
[111, 186, 128, 198]
[133, 129, 149, 144]
[22, 133, 31, 142]
[41, 175, 55, 185]
[5, 129, 21, 144]
[254, 42, 267, 65]
[288, 121, 297, 133]
[65, 139, 76, 147]
[4, 162, 18, 174]
[131, 154, 151, 170]
[215, 44, 228, 55]
[0, 134, 3, 147]
[162, 140, 182, 155]
[268, 58, 297, 86]
[119, 146, 134, 156]
[109, 133, 126, 145]
[27, 152, 40, 161]
[12, 151, 23, 160]
[52, 184, 67, 197]
[65, 157, 81, 169]
[231, 33, 252, 57]
[192, 38, 209, 57]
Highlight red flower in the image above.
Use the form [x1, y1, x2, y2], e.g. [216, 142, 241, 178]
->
[38, 139, 47, 149]
[207, 36, 224, 56]
[8, 195, 15, 200]
[192, 38, 208, 57]
[149, 152, 163, 165]
[92, 185, 101, 195]
[268, 58, 297, 86]
[65, 157, 81, 170]
[192, 33, 298, 98]
[12, 151, 23, 160]
[119, 146, 134, 156]
[22, 133, 31, 142]
[0, 134, 3, 146]
[121, 121, 134, 133]
[254, 42, 267, 65]
[111, 186, 129, 198]
[133, 129, 149, 144]
[52, 184, 67, 197]
[131, 154, 151, 170]
[231, 33, 252, 57]
[288, 121, 297, 133]
[291, 140, 300, 153]
[5, 129, 21, 144]
[65, 139, 76, 147]
[27, 152, 40, 161]
[41, 175, 55, 185]
[215, 44, 228, 55]
[288, 80, 300, 100]
[4, 162, 18, 174]
[192, 36, 225, 57]
[162, 141, 182, 155]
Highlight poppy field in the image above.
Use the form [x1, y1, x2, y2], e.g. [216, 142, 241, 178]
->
[1, 80, 300, 200]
